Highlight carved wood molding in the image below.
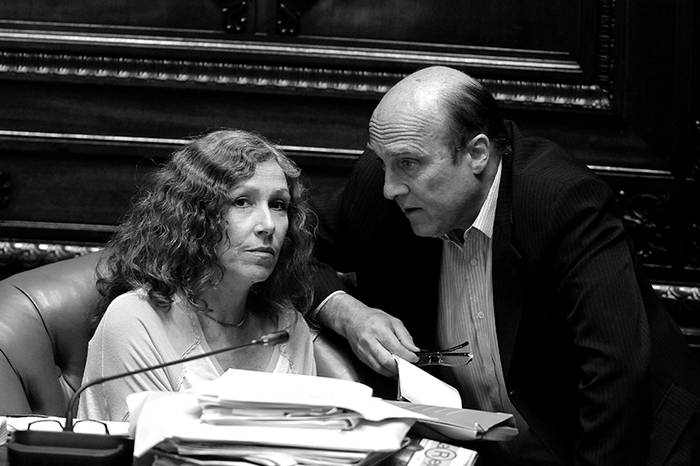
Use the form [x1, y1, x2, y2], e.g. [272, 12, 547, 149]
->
[0, 170, 10, 208]
[0, 0, 620, 110]
[0, 240, 102, 269]
[276, 0, 317, 35]
[616, 190, 673, 267]
[597, 0, 616, 103]
[0, 130, 360, 168]
[217, 0, 250, 34]
[0, 29, 583, 73]
[690, 205, 700, 271]
[0, 50, 608, 109]
[1, 129, 675, 176]
[653, 283, 700, 302]
[1, 240, 697, 304]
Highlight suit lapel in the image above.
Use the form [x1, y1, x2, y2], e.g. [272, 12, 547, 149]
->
[492, 129, 525, 378]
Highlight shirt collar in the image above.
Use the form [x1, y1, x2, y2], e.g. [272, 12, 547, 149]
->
[472, 158, 502, 239]
[442, 159, 502, 244]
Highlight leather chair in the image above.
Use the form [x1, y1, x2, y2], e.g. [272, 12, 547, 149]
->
[0, 252, 369, 416]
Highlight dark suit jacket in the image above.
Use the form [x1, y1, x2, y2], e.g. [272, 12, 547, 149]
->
[313, 122, 700, 466]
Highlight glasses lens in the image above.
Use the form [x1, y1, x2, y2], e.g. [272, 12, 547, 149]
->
[28, 419, 63, 431]
[73, 419, 110, 435]
[436, 353, 473, 367]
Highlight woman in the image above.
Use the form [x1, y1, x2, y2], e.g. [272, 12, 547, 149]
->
[79, 129, 317, 421]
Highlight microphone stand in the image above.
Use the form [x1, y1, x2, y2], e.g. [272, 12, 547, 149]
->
[64, 330, 289, 431]
[7, 330, 290, 466]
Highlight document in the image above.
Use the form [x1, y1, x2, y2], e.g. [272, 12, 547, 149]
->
[194, 369, 430, 423]
[199, 402, 364, 430]
[388, 402, 517, 442]
[158, 439, 370, 466]
[128, 366, 517, 460]
[394, 356, 461, 408]
[127, 370, 421, 458]
[387, 437, 478, 466]
[392, 355, 518, 441]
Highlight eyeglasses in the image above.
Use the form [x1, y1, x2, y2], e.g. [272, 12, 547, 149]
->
[415, 341, 473, 367]
[27, 418, 110, 435]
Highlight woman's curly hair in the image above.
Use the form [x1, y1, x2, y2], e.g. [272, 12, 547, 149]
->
[95, 129, 315, 325]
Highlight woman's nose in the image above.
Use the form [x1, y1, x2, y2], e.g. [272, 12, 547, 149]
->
[254, 206, 275, 236]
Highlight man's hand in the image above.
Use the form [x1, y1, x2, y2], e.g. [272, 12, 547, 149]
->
[317, 292, 419, 376]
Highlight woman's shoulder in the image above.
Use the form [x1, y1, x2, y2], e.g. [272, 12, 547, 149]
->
[101, 288, 162, 328]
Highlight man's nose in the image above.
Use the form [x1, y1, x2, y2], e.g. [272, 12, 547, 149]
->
[383, 170, 409, 200]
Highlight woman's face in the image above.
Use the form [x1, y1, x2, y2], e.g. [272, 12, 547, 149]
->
[217, 159, 290, 286]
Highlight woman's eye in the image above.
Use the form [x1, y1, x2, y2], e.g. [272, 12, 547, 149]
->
[271, 199, 289, 211]
[233, 198, 250, 207]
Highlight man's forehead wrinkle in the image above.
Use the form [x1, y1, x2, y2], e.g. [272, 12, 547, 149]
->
[369, 112, 440, 154]
[370, 110, 436, 132]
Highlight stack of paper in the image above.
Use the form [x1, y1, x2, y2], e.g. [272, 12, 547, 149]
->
[128, 360, 519, 465]
[127, 370, 422, 466]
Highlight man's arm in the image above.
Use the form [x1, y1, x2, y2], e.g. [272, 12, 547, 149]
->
[315, 292, 419, 376]
[310, 154, 420, 375]
[548, 174, 650, 465]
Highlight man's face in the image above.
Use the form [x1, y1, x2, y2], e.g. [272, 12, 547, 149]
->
[368, 107, 484, 238]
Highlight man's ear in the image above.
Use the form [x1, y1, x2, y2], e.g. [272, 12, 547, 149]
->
[467, 133, 490, 175]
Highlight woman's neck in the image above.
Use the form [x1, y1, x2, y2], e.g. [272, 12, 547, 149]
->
[201, 275, 250, 323]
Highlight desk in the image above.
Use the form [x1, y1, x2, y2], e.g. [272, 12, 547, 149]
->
[1, 432, 135, 466]
[0, 443, 488, 466]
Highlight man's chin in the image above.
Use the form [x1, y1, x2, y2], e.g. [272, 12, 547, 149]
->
[408, 221, 440, 238]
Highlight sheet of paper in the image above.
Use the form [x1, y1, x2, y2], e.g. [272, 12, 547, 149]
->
[388, 401, 518, 442]
[393, 355, 462, 409]
[128, 392, 414, 457]
[196, 368, 373, 405]
[192, 369, 429, 423]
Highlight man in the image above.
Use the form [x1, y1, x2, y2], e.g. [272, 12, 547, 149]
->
[312, 66, 700, 465]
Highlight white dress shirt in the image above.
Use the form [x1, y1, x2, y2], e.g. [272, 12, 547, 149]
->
[436, 161, 555, 463]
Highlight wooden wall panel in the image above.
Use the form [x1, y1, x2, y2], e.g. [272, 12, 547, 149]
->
[0, 1, 698, 343]
[297, 1, 582, 51]
[0, 1, 222, 29]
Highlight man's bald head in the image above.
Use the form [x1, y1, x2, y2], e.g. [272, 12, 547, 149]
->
[371, 66, 507, 158]
[376, 66, 479, 117]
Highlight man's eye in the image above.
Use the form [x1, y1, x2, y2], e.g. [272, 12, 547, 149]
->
[271, 199, 289, 211]
[233, 198, 250, 207]
[399, 159, 418, 170]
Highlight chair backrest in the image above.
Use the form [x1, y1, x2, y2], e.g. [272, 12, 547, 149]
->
[0, 253, 102, 415]
[0, 252, 370, 416]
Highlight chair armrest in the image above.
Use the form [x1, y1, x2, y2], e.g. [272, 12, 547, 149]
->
[312, 330, 396, 398]
[313, 330, 363, 382]
[0, 348, 32, 415]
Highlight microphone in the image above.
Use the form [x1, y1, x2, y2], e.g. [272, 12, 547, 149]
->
[65, 329, 290, 430]
[8, 330, 290, 466]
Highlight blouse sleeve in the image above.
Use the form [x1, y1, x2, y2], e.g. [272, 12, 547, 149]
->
[78, 292, 182, 422]
[278, 309, 317, 376]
